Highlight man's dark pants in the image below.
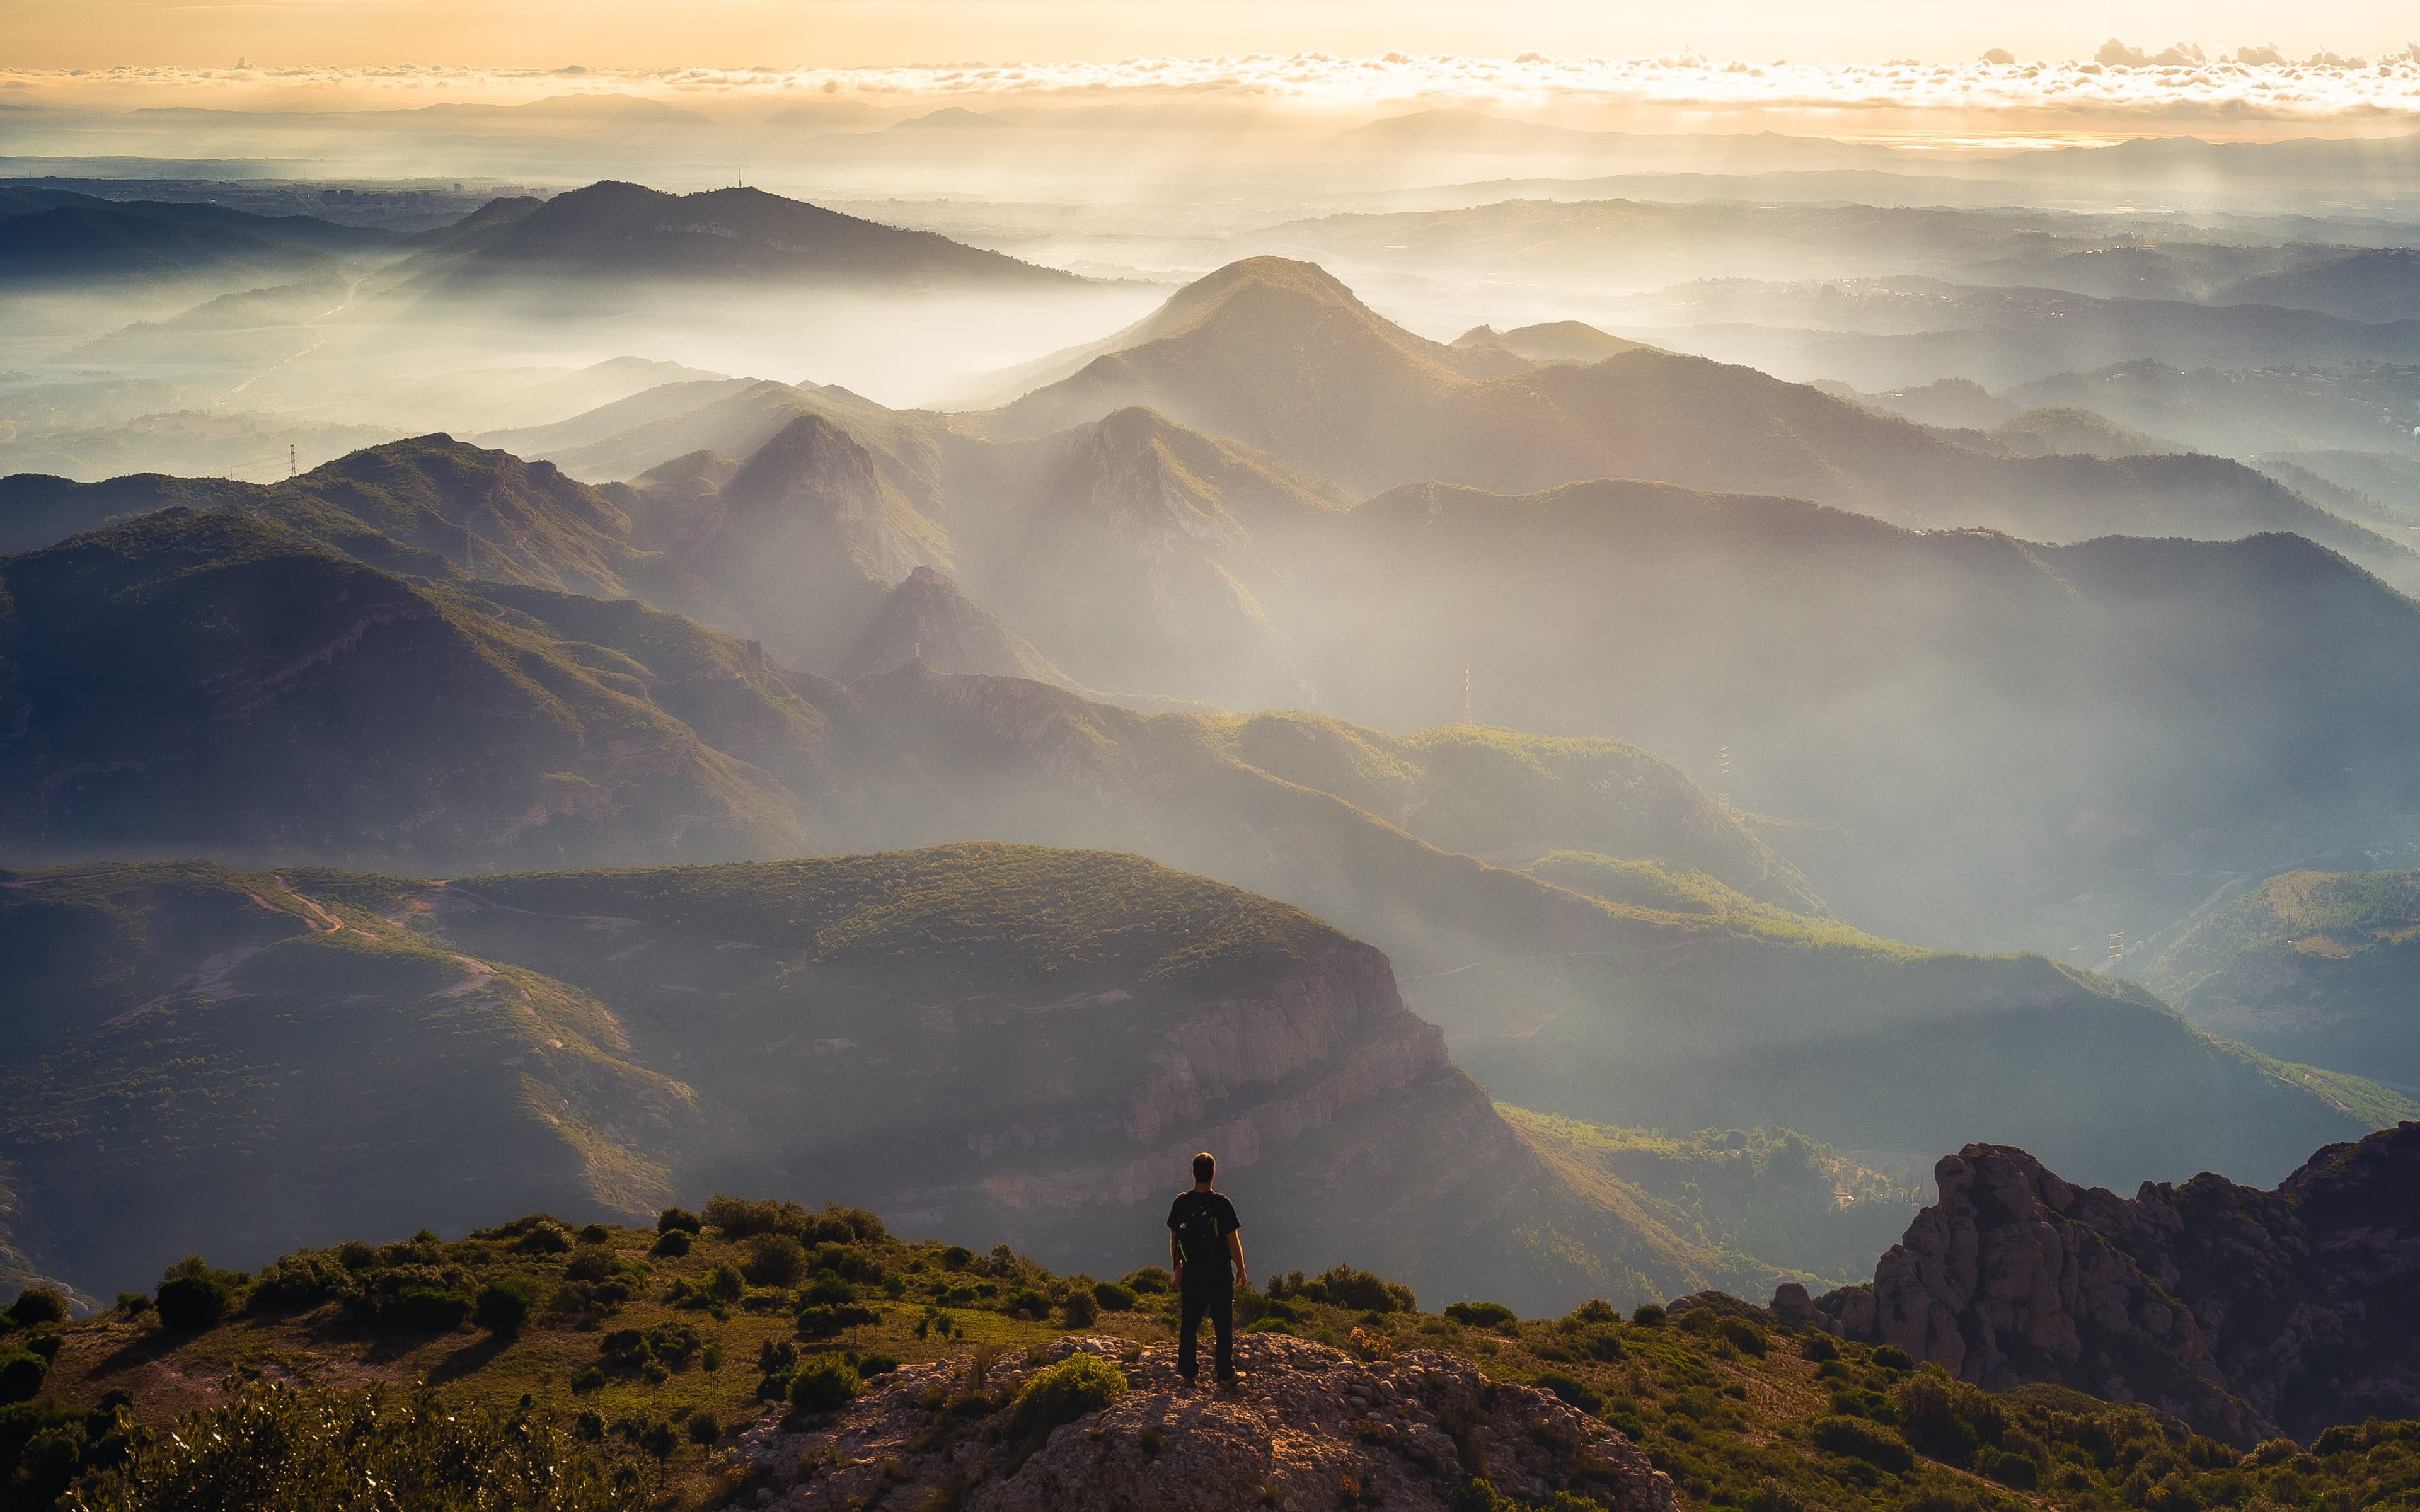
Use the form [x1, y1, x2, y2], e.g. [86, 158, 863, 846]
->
[1177, 1281, 1235, 1382]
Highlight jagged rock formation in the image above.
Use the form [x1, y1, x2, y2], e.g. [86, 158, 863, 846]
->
[733, 1333, 1677, 1512]
[1816, 1123, 2420, 1443]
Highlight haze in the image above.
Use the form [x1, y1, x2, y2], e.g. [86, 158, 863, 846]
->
[10, 0, 2420, 1479]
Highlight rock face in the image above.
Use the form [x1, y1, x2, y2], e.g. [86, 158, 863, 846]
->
[733, 1333, 1677, 1512]
[1816, 1123, 2420, 1443]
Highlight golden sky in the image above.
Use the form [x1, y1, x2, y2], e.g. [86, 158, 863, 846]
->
[7, 0, 2419, 71]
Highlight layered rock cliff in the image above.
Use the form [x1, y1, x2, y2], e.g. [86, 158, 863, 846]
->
[1816, 1123, 2420, 1442]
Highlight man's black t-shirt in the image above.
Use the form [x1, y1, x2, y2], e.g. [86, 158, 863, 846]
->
[1166, 1190, 1240, 1289]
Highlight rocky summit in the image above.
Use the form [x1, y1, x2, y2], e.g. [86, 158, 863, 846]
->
[1816, 1121, 2420, 1443]
[733, 1332, 1678, 1512]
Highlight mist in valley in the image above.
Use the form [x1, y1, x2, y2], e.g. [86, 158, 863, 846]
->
[13, 30, 2420, 1438]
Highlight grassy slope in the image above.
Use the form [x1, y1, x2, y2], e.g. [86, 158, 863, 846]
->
[2143, 870, 2420, 1085]
[18, 1209, 2420, 1512]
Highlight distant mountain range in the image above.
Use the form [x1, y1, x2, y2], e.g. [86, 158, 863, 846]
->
[389, 180, 1087, 297]
[957, 258, 2420, 590]
[3, 501, 2406, 1211]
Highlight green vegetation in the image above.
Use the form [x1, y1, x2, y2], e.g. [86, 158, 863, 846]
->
[1008, 1354, 1127, 1440]
[2143, 870, 2420, 1084]
[9, 1206, 2419, 1512]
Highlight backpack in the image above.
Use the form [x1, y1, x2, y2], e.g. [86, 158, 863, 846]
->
[1172, 1195, 1226, 1268]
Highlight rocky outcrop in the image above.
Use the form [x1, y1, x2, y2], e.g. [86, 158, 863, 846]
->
[1816, 1123, 2420, 1443]
[733, 1333, 1676, 1512]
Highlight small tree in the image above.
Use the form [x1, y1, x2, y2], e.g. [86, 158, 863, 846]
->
[156, 1274, 232, 1332]
[787, 1356, 861, 1416]
[6, 1286, 69, 1328]
[474, 1277, 539, 1338]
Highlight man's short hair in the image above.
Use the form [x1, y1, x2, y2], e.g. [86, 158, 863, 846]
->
[1192, 1152, 1216, 1183]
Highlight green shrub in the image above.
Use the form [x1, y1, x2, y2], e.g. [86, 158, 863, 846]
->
[744, 1235, 809, 1288]
[1631, 1303, 1666, 1327]
[942, 1246, 974, 1270]
[685, 1409, 720, 1445]
[804, 1274, 858, 1307]
[788, 1356, 861, 1415]
[1010, 1354, 1128, 1440]
[1801, 1334, 1840, 1361]
[1003, 1288, 1052, 1320]
[1270, 1264, 1414, 1314]
[576, 1224, 611, 1245]
[1812, 1415, 1916, 1472]
[706, 1264, 744, 1303]
[650, 1228, 693, 1258]
[1092, 1280, 1139, 1312]
[473, 1277, 539, 1337]
[66, 1380, 654, 1511]
[516, 1221, 574, 1255]
[249, 1254, 350, 1312]
[0, 1350, 47, 1404]
[859, 1353, 899, 1378]
[5, 1288, 67, 1328]
[656, 1206, 703, 1235]
[1717, 1317, 1770, 1356]
[1872, 1345, 1914, 1370]
[1532, 1371, 1605, 1416]
[154, 1274, 231, 1332]
[115, 1293, 152, 1317]
[795, 1304, 879, 1337]
[1446, 1301, 1519, 1330]
[383, 1286, 473, 1333]
[570, 1367, 606, 1394]
[1061, 1291, 1098, 1328]
[1122, 1266, 1170, 1295]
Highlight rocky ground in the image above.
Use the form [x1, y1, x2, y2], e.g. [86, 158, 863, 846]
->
[731, 1332, 1678, 1512]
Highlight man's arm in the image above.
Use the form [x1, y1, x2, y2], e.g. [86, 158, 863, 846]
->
[1170, 1228, 1182, 1290]
[1225, 1227, 1247, 1292]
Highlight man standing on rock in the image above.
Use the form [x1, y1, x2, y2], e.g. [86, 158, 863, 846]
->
[1168, 1150, 1247, 1389]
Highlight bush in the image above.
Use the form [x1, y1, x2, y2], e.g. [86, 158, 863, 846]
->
[1801, 1334, 1840, 1361]
[575, 1225, 611, 1246]
[474, 1277, 539, 1337]
[796, 1304, 879, 1337]
[1121, 1266, 1170, 1295]
[66, 1380, 656, 1511]
[0, 1350, 47, 1404]
[858, 1353, 899, 1378]
[250, 1254, 350, 1312]
[155, 1274, 232, 1332]
[649, 1229, 693, 1259]
[787, 1356, 861, 1415]
[1010, 1354, 1128, 1440]
[1812, 1415, 1916, 1472]
[656, 1206, 703, 1235]
[1446, 1302, 1518, 1330]
[564, 1247, 628, 1284]
[516, 1221, 574, 1256]
[6, 1288, 67, 1328]
[685, 1409, 720, 1445]
[1631, 1303, 1666, 1327]
[1532, 1371, 1604, 1416]
[1060, 1292, 1098, 1328]
[1270, 1264, 1414, 1314]
[383, 1286, 473, 1333]
[115, 1293, 152, 1317]
[1717, 1317, 1770, 1356]
[1003, 1288, 1052, 1320]
[570, 1367, 606, 1394]
[744, 1235, 809, 1288]
[706, 1264, 745, 1304]
[1872, 1345, 1915, 1370]
[804, 1274, 858, 1307]
[1092, 1281, 1139, 1312]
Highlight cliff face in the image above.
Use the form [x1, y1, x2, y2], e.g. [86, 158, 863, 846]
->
[1818, 1123, 2420, 1443]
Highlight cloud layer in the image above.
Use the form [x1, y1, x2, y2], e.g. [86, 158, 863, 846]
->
[11, 50, 2420, 131]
